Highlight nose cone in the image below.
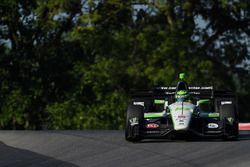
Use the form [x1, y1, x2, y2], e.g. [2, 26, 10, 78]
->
[169, 102, 194, 131]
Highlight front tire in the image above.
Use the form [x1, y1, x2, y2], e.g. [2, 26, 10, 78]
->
[220, 104, 239, 141]
[125, 105, 144, 142]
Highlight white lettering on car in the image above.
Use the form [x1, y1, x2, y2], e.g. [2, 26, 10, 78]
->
[221, 101, 232, 105]
[133, 102, 144, 106]
[207, 123, 219, 129]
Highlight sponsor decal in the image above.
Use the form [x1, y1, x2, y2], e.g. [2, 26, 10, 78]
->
[221, 101, 232, 105]
[129, 117, 138, 126]
[146, 123, 159, 129]
[227, 117, 234, 125]
[175, 107, 191, 111]
[154, 99, 165, 104]
[133, 102, 144, 106]
[165, 92, 175, 95]
[146, 131, 160, 134]
[190, 92, 201, 95]
[189, 86, 213, 90]
[207, 123, 219, 129]
[178, 115, 186, 119]
[208, 113, 220, 118]
[158, 86, 213, 90]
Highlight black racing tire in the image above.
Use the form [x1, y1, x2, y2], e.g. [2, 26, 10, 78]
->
[220, 104, 239, 140]
[220, 104, 235, 118]
[125, 105, 144, 142]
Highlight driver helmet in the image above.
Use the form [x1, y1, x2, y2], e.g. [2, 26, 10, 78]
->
[175, 90, 190, 102]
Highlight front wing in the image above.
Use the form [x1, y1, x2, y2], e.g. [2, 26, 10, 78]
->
[140, 116, 234, 139]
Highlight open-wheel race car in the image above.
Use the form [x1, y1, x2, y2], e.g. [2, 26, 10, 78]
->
[125, 73, 239, 142]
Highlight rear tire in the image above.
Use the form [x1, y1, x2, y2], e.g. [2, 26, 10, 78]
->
[125, 105, 144, 142]
[220, 104, 239, 141]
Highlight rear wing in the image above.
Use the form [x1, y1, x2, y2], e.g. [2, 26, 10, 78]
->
[131, 86, 235, 99]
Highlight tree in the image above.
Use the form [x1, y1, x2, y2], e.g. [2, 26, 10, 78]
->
[0, 0, 250, 129]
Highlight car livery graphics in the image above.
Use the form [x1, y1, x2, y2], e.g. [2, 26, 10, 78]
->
[125, 73, 239, 142]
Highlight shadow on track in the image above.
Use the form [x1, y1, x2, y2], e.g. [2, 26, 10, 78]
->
[138, 138, 224, 143]
[0, 141, 79, 167]
[135, 131, 250, 143]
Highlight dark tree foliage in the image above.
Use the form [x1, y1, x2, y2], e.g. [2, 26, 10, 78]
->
[0, 0, 250, 129]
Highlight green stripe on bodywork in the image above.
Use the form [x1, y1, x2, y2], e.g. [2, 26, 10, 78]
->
[174, 107, 192, 111]
[177, 90, 187, 95]
[197, 99, 210, 104]
[144, 112, 165, 118]
[154, 99, 165, 104]
[208, 113, 220, 117]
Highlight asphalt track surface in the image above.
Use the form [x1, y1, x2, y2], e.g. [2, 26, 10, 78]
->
[0, 131, 250, 167]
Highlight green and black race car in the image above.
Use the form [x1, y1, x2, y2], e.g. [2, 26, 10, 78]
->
[125, 73, 239, 142]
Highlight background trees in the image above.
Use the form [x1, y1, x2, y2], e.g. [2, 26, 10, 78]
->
[0, 0, 250, 129]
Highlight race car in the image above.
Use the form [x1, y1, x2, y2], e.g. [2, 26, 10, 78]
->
[125, 73, 239, 142]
